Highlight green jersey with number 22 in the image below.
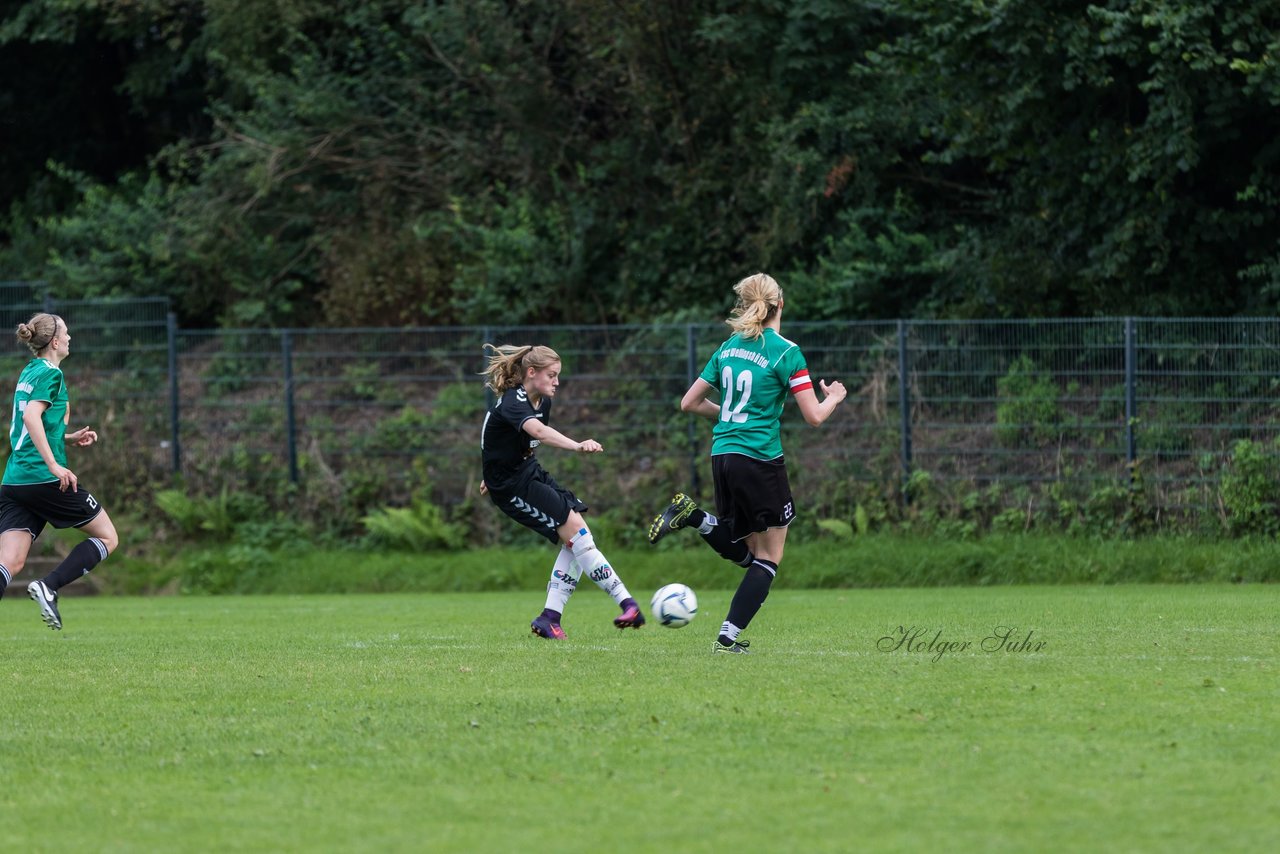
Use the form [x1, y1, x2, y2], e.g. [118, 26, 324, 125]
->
[4, 357, 69, 485]
[699, 328, 812, 461]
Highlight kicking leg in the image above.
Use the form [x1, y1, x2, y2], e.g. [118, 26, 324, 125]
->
[560, 513, 645, 629]
[649, 493, 753, 566]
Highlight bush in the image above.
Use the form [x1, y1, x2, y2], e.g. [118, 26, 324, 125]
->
[1220, 439, 1280, 537]
[996, 355, 1061, 447]
[362, 499, 464, 551]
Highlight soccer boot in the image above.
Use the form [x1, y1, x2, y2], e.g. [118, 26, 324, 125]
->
[648, 492, 698, 544]
[713, 638, 751, 655]
[614, 599, 646, 630]
[28, 580, 62, 631]
[530, 614, 567, 640]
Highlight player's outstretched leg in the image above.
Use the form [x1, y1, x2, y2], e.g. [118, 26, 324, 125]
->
[566, 527, 644, 630]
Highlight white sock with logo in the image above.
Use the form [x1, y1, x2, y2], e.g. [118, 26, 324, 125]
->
[543, 546, 581, 614]
[569, 527, 631, 606]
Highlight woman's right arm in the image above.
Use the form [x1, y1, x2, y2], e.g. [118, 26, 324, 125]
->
[22, 401, 77, 491]
[522, 418, 603, 453]
[681, 378, 720, 420]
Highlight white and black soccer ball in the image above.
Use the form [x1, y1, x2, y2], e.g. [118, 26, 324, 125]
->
[650, 583, 698, 628]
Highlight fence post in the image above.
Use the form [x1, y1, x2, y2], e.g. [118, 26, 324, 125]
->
[482, 327, 494, 411]
[282, 330, 299, 484]
[167, 312, 181, 475]
[897, 319, 913, 503]
[686, 323, 701, 496]
[1124, 316, 1137, 480]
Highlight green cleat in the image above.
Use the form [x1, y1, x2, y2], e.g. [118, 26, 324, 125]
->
[713, 639, 751, 655]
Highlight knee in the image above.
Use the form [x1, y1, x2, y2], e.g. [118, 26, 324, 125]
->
[559, 513, 588, 547]
[97, 530, 120, 556]
[1, 554, 26, 574]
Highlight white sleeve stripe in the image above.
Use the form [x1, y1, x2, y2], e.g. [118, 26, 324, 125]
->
[788, 371, 811, 389]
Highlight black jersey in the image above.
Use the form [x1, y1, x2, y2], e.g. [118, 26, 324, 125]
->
[481, 385, 551, 491]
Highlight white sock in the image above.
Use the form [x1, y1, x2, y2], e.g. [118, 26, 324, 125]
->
[720, 621, 742, 642]
[569, 527, 631, 606]
[697, 512, 717, 535]
[543, 547, 581, 614]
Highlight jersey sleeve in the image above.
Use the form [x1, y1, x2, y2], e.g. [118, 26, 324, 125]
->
[28, 366, 62, 404]
[780, 347, 811, 395]
[495, 388, 539, 431]
[698, 351, 720, 387]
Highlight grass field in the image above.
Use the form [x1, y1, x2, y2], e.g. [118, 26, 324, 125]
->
[2, 584, 1276, 852]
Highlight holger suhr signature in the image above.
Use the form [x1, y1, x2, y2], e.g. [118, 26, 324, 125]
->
[877, 625, 1046, 662]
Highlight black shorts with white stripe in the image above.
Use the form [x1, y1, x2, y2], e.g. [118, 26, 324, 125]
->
[488, 463, 587, 544]
[711, 452, 795, 543]
[0, 481, 105, 540]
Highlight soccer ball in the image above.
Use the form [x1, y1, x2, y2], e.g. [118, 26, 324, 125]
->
[650, 583, 698, 628]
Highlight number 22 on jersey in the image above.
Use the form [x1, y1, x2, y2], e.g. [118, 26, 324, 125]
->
[719, 366, 753, 423]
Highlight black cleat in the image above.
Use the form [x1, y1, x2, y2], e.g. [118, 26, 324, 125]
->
[648, 493, 698, 544]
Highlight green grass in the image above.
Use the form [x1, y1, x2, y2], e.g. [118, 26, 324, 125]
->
[2, 585, 1277, 852]
[112, 534, 1280, 595]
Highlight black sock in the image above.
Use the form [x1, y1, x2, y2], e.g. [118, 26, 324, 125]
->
[0, 563, 9, 600]
[699, 523, 752, 566]
[43, 538, 109, 593]
[725, 559, 777, 632]
[687, 507, 707, 528]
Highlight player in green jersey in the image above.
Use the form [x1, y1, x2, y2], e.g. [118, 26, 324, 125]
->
[648, 273, 846, 654]
[0, 313, 119, 630]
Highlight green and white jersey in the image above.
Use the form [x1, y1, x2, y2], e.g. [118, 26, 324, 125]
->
[4, 358, 68, 485]
[699, 328, 812, 460]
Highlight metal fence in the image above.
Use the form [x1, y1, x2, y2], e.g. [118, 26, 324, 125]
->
[4, 299, 1280, 529]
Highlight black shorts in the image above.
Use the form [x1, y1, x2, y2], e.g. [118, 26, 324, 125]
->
[711, 453, 795, 542]
[0, 481, 105, 540]
[488, 464, 587, 545]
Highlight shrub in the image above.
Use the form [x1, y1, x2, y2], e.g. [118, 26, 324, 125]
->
[996, 355, 1061, 447]
[1219, 439, 1280, 537]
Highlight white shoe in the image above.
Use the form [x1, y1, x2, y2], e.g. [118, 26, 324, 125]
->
[28, 580, 62, 630]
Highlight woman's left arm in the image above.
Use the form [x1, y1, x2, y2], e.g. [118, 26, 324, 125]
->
[793, 379, 848, 427]
[65, 426, 98, 447]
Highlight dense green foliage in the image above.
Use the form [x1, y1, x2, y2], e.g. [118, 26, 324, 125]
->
[3, 0, 1278, 324]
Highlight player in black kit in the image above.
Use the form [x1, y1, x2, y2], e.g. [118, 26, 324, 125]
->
[480, 343, 644, 639]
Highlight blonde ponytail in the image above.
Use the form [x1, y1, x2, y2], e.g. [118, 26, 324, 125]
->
[726, 273, 783, 339]
[482, 343, 561, 393]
